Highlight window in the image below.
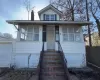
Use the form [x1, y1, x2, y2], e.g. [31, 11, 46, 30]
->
[51, 15, 55, 20]
[20, 27, 27, 41]
[45, 15, 49, 21]
[20, 26, 39, 41]
[26, 27, 33, 41]
[62, 27, 81, 42]
[33, 27, 39, 41]
[45, 14, 56, 21]
[55, 26, 59, 41]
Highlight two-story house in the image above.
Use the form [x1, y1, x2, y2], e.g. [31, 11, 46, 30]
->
[4, 4, 92, 69]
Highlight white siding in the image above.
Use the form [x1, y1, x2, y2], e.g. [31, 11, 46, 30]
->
[13, 25, 43, 68]
[15, 42, 42, 53]
[40, 9, 60, 20]
[13, 42, 42, 68]
[59, 25, 86, 68]
[0, 42, 12, 67]
[44, 42, 58, 51]
[14, 53, 39, 68]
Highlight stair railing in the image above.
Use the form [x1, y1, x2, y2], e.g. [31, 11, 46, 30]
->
[38, 42, 44, 80]
[57, 41, 70, 80]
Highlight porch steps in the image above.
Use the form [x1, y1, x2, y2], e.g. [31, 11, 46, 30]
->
[40, 51, 66, 80]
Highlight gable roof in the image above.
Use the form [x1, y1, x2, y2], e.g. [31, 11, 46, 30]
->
[38, 4, 62, 16]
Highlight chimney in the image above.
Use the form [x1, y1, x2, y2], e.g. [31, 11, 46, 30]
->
[31, 10, 34, 21]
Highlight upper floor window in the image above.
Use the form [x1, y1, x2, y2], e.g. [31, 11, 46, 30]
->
[44, 14, 56, 21]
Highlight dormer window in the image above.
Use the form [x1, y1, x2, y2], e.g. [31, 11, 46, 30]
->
[44, 14, 56, 21]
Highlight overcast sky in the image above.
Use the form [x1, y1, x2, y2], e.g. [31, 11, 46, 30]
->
[0, 0, 49, 38]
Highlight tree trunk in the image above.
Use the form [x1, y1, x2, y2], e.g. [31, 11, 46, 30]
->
[71, 7, 74, 21]
[86, 0, 92, 47]
[96, 19, 100, 36]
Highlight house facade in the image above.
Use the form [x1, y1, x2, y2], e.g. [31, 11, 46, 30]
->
[3, 5, 92, 68]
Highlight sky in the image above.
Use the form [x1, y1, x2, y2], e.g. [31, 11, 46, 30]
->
[0, 0, 50, 38]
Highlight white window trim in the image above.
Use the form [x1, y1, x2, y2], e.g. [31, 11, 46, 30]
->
[45, 14, 55, 20]
[62, 27, 82, 42]
[20, 26, 39, 41]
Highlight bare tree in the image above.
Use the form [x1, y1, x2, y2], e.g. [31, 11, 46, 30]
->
[96, 0, 100, 9]
[50, 0, 86, 21]
[24, 0, 31, 20]
[89, 0, 100, 36]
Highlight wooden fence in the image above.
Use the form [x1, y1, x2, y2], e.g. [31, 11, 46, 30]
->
[86, 46, 100, 67]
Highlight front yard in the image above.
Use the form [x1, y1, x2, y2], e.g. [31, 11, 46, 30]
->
[0, 67, 100, 80]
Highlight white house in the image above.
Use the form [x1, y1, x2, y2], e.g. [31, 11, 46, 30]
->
[1, 4, 92, 68]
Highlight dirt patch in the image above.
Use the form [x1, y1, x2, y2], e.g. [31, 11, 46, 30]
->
[0, 68, 100, 80]
[69, 68, 100, 80]
[0, 69, 37, 80]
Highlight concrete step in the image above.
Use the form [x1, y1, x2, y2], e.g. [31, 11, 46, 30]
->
[42, 72, 65, 76]
[42, 65, 63, 68]
[42, 62, 62, 65]
[43, 60, 61, 63]
[42, 67, 64, 72]
[43, 54, 60, 57]
[40, 51, 66, 80]
[42, 66, 64, 71]
[43, 56, 61, 60]
[42, 76, 65, 80]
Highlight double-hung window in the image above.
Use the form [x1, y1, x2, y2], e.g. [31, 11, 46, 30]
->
[62, 27, 81, 42]
[51, 14, 55, 20]
[20, 26, 39, 41]
[20, 27, 27, 41]
[33, 27, 39, 41]
[45, 14, 56, 21]
[27, 27, 33, 41]
[74, 27, 81, 42]
[45, 15, 49, 21]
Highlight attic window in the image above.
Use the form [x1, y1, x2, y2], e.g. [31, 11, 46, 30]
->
[45, 14, 56, 21]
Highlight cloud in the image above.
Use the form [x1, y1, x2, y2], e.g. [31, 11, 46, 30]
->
[0, 0, 50, 38]
[0, 0, 23, 18]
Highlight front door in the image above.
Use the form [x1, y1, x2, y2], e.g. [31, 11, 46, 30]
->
[47, 26, 55, 50]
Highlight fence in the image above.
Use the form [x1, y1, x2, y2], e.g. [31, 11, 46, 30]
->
[86, 46, 100, 67]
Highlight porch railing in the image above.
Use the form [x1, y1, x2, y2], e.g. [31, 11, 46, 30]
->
[57, 41, 70, 80]
[38, 42, 44, 80]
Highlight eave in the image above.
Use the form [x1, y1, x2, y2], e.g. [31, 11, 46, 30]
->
[6, 20, 92, 26]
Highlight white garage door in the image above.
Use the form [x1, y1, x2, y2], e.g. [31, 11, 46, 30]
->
[0, 43, 12, 67]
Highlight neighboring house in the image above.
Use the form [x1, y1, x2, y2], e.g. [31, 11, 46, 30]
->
[0, 33, 13, 41]
[85, 32, 100, 46]
[3, 4, 92, 68]
[0, 33, 14, 67]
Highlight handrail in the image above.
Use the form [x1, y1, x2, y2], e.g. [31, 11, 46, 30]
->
[57, 41, 70, 80]
[38, 42, 44, 80]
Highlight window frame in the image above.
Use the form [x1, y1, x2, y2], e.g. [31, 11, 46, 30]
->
[62, 27, 81, 42]
[20, 26, 39, 41]
[45, 14, 56, 21]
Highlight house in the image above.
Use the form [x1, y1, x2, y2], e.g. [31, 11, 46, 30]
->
[4, 4, 92, 69]
[0, 33, 13, 41]
[85, 32, 100, 46]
